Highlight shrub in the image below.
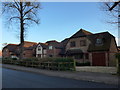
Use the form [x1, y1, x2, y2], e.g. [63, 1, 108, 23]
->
[22, 57, 38, 61]
[116, 53, 120, 61]
[50, 57, 74, 62]
[115, 53, 120, 75]
[12, 58, 18, 60]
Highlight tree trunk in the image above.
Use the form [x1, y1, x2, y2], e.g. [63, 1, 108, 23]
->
[19, 2, 24, 60]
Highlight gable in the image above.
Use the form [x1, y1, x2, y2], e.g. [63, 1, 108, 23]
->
[70, 29, 93, 39]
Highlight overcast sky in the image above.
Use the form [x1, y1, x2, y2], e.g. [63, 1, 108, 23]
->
[1, 2, 119, 50]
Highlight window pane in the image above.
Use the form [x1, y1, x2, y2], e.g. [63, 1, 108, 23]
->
[70, 41, 76, 47]
[96, 38, 103, 44]
[80, 40, 86, 46]
[49, 46, 53, 49]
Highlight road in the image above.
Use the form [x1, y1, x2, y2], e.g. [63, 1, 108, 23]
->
[2, 68, 118, 88]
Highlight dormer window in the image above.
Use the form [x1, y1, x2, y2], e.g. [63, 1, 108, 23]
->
[49, 46, 53, 49]
[96, 38, 103, 45]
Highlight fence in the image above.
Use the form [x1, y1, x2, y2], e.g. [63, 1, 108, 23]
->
[2, 60, 76, 71]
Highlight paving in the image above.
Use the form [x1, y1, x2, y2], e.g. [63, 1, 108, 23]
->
[2, 64, 119, 86]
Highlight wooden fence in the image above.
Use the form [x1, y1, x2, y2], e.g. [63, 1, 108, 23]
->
[2, 60, 76, 71]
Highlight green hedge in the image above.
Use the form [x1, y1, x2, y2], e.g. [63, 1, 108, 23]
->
[115, 53, 120, 75]
[2, 57, 76, 71]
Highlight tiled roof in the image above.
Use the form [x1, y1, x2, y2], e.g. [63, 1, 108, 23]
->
[70, 29, 93, 38]
[23, 41, 37, 47]
[3, 44, 19, 52]
[38, 43, 48, 49]
[46, 40, 61, 48]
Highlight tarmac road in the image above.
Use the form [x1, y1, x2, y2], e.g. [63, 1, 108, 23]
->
[2, 68, 118, 88]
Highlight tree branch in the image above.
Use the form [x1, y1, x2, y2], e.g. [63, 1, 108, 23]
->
[9, 16, 20, 21]
[23, 17, 39, 24]
[23, 4, 39, 17]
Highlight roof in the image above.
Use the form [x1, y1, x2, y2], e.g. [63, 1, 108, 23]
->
[70, 29, 93, 38]
[2, 41, 38, 54]
[46, 40, 61, 48]
[3, 44, 18, 52]
[60, 38, 69, 47]
[23, 41, 37, 47]
[46, 40, 59, 44]
[38, 43, 48, 49]
[87, 32, 113, 52]
[59, 38, 70, 55]
[66, 49, 83, 55]
[118, 46, 120, 51]
[2, 44, 20, 55]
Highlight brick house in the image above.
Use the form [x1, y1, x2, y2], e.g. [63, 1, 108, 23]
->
[2, 29, 118, 66]
[64, 29, 118, 66]
[45, 40, 62, 57]
[118, 46, 120, 52]
[2, 41, 37, 59]
[2, 44, 20, 58]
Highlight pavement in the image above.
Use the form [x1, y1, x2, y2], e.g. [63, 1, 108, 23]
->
[2, 64, 119, 86]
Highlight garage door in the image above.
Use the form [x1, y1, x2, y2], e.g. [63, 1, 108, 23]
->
[92, 53, 106, 66]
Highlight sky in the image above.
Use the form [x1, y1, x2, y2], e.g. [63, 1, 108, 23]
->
[0, 2, 119, 50]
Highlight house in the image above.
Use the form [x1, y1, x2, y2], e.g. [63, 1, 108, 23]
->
[59, 38, 69, 57]
[36, 43, 48, 58]
[46, 40, 62, 57]
[2, 44, 19, 58]
[36, 40, 62, 58]
[118, 46, 120, 52]
[2, 28, 118, 66]
[2, 41, 37, 59]
[0, 51, 1, 55]
[23, 41, 37, 58]
[65, 29, 118, 66]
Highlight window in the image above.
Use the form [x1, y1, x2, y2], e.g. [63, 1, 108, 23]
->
[96, 38, 103, 44]
[49, 46, 53, 49]
[80, 40, 86, 46]
[70, 41, 76, 47]
[85, 53, 89, 59]
[38, 46, 41, 51]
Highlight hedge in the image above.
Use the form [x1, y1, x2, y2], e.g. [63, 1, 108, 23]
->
[2, 57, 76, 71]
[115, 53, 120, 75]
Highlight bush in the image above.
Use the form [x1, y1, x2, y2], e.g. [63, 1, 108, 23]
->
[76, 61, 90, 66]
[116, 53, 120, 61]
[115, 53, 120, 75]
[12, 58, 18, 60]
[22, 57, 38, 61]
[2, 57, 76, 71]
[2, 57, 12, 61]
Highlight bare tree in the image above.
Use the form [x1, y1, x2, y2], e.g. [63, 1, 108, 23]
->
[101, 1, 120, 46]
[100, 1, 120, 25]
[2, 0, 41, 59]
